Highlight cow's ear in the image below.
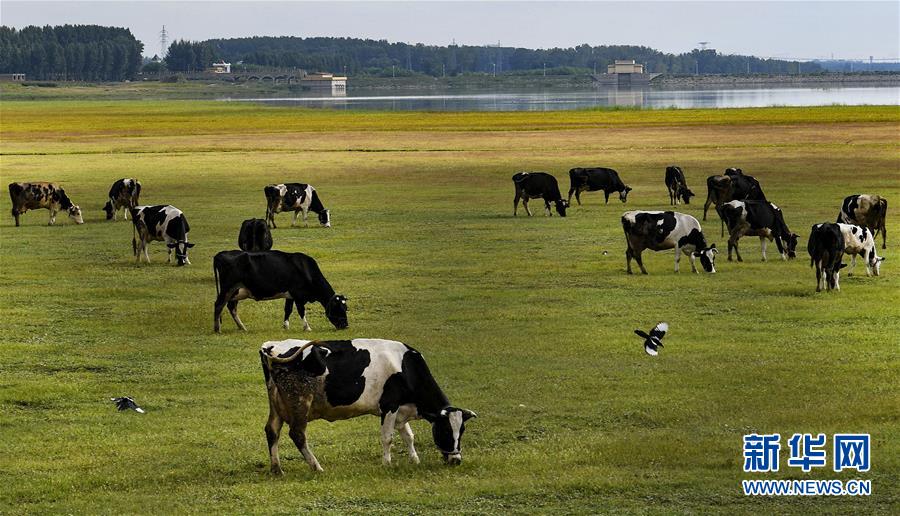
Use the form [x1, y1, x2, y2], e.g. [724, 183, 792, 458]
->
[839, 263, 848, 269]
[461, 409, 477, 421]
[418, 411, 439, 422]
[167, 243, 176, 248]
[186, 242, 195, 248]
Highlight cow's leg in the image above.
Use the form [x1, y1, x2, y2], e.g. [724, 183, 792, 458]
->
[575, 188, 583, 206]
[703, 197, 713, 221]
[633, 249, 648, 275]
[167, 246, 172, 263]
[513, 192, 521, 216]
[881, 226, 887, 250]
[288, 420, 323, 472]
[604, 191, 610, 204]
[12, 207, 20, 227]
[301, 208, 310, 228]
[815, 262, 823, 292]
[567, 186, 575, 205]
[290, 210, 298, 227]
[142, 241, 151, 263]
[544, 199, 552, 217]
[380, 411, 398, 465]
[674, 246, 682, 273]
[298, 303, 311, 331]
[265, 404, 285, 475]
[397, 422, 419, 464]
[759, 236, 769, 261]
[523, 198, 533, 217]
[625, 245, 634, 275]
[48, 209, 57, 226]
[227, 300, 247, 331]
[214, 291, 230, 333]
[282, 300, 292, 329]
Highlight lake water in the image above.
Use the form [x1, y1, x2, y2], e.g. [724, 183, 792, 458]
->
[225, 86, 900, 111]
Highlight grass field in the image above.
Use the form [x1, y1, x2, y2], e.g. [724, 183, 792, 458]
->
[1, 100, 898, 514]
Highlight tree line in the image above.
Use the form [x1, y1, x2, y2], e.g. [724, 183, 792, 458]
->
[0, 25, 143, 81]
[204, 36, 820, 76]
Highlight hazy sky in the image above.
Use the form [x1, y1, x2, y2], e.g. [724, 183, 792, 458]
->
[2, 1, 898, 60]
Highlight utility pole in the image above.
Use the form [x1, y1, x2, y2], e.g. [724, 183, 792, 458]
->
[159, 25, 168, 58]
[492, 63, 496, 77]
[543, 63, 546, 76]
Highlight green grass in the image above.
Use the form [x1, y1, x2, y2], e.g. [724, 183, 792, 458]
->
[0, 100, 898, 514]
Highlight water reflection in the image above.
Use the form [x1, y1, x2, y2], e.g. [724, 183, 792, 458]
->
[223, 86, 899, 111]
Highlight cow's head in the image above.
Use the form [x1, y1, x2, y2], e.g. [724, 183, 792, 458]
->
[783, 233, 799, 259]
[619, 186, 633, 203]
[68, 205, 84, 224]
[318, 209, 331, 228]
[424, 407, 477, 465]
[166, 241, 195, 266]
[678, 187, 696, 204]
[868, 249, 885, 276]
[325, 294, 348, 329]
[693, 244, 718, 273]
[554, 200, 569, 217]
[102, 201, 114, 220]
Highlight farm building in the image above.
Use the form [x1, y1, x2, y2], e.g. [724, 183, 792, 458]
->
[299, 72, 347, 94]
[0, 73, 26, 82]
[209, 62, 231, 74]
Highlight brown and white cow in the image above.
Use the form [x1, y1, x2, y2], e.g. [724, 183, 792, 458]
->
[837, 194, 887, 249]
[8, 182, 84, 226]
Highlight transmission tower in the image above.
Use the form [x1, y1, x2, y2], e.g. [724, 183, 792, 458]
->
[160, 25, 168, 57]
[698, 41, 710, 51]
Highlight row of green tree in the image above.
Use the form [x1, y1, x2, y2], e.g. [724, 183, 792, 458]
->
[0, 25, 143, 81]
[203, 36, 821, 76]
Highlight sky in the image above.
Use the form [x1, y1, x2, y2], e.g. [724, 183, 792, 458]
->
[1, 1, 898, 61]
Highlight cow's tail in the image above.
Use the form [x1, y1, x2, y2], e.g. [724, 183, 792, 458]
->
[213, 258, 221, 297]
[260, 350, 272, 385]
[132, 220, 138, 257]
[877, 198, 888, 248]
[133, 180, 142, 206]
[264, 341, 319, 364]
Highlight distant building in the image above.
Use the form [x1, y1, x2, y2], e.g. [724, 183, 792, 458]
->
[607, 60, 644, 74]
[210, 62, 231, 74]
[0, 73, 26, 82]
[594, 59, 660, 86]
[299, 72, 347, 94]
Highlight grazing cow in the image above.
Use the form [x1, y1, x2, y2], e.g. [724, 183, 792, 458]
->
[8, 182, 84, 226]
[837, 223, 884, 277]
[719, 200, 799, 262]
[512, 172, 569, 217]
[837, 194, 887, 249]
[264, 183, 331, 229]
[621, 210, 718, 274]
[808, 223, 847, 292]
[130, 205, 194, 266]
[103, 178, 141, 221]
[260, 338, 477, 473]
[665, 166, 695, 205]
[703, 168, 767, 234]
[213, 250, 348, 333]
[238, 218, 273, 252]
[567, 167, 632, 205]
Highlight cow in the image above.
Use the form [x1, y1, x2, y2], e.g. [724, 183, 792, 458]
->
[703, 168, 767, 235]
[102, 178, 141, 221]
[719, 200, 799, 262]
[621, 210, 718, 274]
[260, 338, 477, 473]
[808, 223, 847, 292]
[837, 194, 887, 249]
[837, 223, 884, 277]
[8, 182, 84, 227]
[665, 166, 695, 205]
[567, 167, 632, 205]
[512, 172, 568, 217]
[238, 218, 273, 252]
[130, 205, 194, 266]
[213, 250, 348, 333]
[264, 183, 331, 229]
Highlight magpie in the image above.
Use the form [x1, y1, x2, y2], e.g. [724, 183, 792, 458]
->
[634, 322, 668, 356]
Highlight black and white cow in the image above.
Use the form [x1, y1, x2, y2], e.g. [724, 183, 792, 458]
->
[665, 166, 695, 205]
[837, 223, 884, 277]
[238, 218, 273, 252]
[719, 200, 799, 262]
[264, 183, 331, 229]
[703, 168, 766, 235]
[213, 250, 348, 333]
[8, 182, 84, 226]
[621, 210, 718, 274]
[103, 178, 141, 221]
[130, 205, 194, 266]
[837, 194, 887, 249]
[808, 223, 847, 292]
[567, 167, 632, 205]
[512, 172, 569, 217]
[260, 338, 477, 473]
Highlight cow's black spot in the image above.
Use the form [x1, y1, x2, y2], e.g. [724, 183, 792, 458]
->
[321, 341, 370, 406]
[380, 372, 409, 417]
[678, 228, 706, 249]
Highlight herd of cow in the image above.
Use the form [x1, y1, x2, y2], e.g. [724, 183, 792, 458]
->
[510, 166, 887, 289]
[5, 165, 890, 472]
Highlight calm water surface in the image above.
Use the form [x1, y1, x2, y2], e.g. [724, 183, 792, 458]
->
[224, 86, 899, 111]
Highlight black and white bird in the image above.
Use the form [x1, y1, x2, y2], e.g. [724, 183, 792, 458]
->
[634, 322, 668, 356]
[111, 397, 145, 413]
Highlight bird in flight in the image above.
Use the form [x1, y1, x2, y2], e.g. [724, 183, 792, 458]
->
[111, 397, 145, 413]
[634, 322, 668, 356]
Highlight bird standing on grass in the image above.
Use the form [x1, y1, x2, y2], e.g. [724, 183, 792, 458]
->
[111, 397, 145, 413]
[634, 322, 668, 356]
